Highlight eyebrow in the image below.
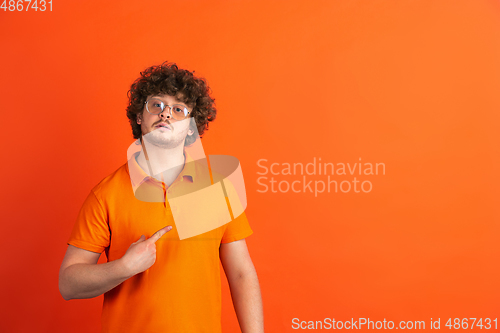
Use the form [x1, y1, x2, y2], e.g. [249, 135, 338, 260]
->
[150, 96, 188, 107]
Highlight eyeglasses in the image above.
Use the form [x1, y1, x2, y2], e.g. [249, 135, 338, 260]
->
[144, 98, 191, 120]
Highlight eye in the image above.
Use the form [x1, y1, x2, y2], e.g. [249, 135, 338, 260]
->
[173, 105, 188, 115]
[148, 99, 164, 113]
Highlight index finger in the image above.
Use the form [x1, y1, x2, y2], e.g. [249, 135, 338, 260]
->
[147, 226, 172, 243]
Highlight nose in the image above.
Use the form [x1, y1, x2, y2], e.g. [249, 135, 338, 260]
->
[160, 107, 172, 119]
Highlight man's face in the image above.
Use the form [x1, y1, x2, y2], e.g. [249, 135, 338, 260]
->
[137, 94, 194, 149]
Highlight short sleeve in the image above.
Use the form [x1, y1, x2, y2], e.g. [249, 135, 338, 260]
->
[221, 210, 253, 244]
[67, 190, 110, 253]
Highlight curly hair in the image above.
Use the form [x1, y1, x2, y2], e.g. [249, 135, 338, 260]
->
[126, 61, 217, 146]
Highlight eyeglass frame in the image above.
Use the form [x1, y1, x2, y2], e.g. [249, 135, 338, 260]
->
[144, 97, 192, 120]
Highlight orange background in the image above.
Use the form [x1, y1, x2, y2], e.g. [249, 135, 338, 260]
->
[1, 0, 499, 332]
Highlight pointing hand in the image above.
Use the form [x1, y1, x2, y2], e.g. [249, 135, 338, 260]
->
[120, 226, 172, 276]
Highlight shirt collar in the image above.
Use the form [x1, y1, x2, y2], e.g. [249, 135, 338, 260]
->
[127, 149, 196, 189]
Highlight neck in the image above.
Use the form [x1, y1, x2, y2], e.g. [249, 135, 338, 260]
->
[136, 138, 185, 186]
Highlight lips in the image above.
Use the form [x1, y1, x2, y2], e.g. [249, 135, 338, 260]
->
[155, 123, 171, 130]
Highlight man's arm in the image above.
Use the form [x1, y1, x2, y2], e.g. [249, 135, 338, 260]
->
[59, 226, 172, 300]
[220, 239, 264, 333]
[58, 245, 132, 300]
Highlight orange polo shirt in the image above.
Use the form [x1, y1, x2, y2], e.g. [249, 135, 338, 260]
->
[67, 148, 253, 333]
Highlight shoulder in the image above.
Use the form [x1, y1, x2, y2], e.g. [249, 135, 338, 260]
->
[91, 162, 130, 201]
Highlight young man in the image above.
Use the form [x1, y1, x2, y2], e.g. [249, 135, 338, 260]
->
[59, 62, 264, 332]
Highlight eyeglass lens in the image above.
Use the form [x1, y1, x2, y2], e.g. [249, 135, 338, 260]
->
[147, 98, 189, 120]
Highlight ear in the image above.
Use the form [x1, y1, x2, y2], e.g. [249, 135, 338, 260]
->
[137, 115, 142, 125]
[188, 128, 194, 136]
